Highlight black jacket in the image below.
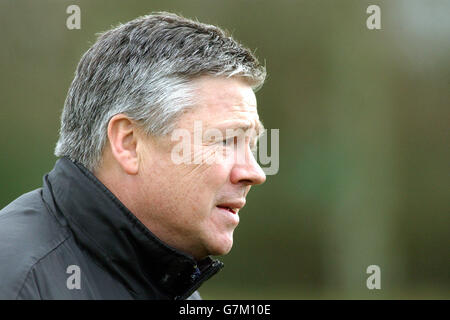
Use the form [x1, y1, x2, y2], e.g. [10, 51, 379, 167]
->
[0, 157, 223, 299]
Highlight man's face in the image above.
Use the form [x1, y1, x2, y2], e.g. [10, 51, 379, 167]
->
[136, 76, 266, 260]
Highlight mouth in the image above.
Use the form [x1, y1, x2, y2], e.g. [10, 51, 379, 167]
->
[216, 205, 238, 215]
[215, 200, 245, 215]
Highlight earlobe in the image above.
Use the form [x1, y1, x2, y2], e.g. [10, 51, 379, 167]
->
[107, 114, 139, 175]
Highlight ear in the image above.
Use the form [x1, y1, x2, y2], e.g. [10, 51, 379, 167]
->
[107, 114, 139, 175]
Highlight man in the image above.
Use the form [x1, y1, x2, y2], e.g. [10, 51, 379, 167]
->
[0, 12, 266, 299]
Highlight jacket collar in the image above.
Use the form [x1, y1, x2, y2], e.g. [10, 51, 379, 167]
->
[42, 157, 223, 299]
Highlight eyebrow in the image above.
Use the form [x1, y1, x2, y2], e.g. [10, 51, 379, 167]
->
[215, 120, 265, 137]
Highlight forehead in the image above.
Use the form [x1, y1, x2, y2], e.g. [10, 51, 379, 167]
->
[184, 76, 263, 132]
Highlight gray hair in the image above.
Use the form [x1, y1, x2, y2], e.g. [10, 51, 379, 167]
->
[54, 12, 266, 171]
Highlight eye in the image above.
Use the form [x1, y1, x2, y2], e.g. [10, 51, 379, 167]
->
[222, 136, 236, 146]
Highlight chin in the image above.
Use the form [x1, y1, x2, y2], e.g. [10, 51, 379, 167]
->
[207, 233, 234, 257]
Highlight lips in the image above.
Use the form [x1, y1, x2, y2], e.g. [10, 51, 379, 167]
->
[217, 205, 238, 214]
[216, 200, 246, 215]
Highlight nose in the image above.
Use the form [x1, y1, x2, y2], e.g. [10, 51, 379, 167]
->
[229, 148, 266, 186]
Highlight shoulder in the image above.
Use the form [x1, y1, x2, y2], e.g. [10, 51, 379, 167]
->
[0, 189, 70, 299]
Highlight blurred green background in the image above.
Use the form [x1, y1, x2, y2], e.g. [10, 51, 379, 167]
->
[1, 0, 448, 299]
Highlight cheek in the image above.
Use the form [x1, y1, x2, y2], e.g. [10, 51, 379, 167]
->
[183, 144, 234, 189]
[200, 162, 232, 193]
[141, 147, 233, 216]
[180, 163, 232, 215]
